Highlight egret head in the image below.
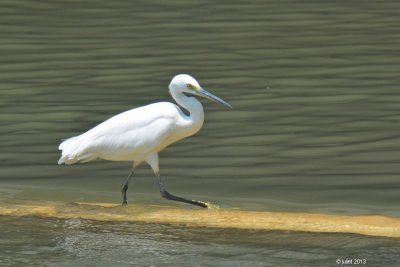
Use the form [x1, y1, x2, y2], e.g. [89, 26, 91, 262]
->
[169, 74, 232, 108]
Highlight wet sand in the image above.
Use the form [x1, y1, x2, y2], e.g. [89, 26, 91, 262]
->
[1, 199, 399, 238]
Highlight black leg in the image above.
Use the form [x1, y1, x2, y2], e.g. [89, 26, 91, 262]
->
[156, 174, 207, 208]
[121, 167, 136, 205]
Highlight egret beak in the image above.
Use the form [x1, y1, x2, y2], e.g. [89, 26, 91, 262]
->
[196, 88, 232, 108]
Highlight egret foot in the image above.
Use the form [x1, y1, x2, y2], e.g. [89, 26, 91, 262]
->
[160, 188, 207, 208]
[195, 201, 220, 210]
[121, 184, 128, 205]
[120, 165, 138, 205]
[156, 173, 210, 208]
[121, 182, 128, 205]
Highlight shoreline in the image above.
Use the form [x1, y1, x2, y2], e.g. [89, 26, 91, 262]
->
[1, 199, 399, 238]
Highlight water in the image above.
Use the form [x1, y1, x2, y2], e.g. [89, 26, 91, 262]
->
[2, 215, 400, 267]
[1, 0, 400, 265]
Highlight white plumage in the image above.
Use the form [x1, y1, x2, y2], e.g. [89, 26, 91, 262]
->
[58, 74, 231, 208]
[59, 102, 198, 164]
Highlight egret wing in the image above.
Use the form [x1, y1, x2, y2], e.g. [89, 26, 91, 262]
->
[58, 102, 181, 164]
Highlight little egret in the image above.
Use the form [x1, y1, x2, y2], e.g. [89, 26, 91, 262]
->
[58, 74, 231, 208]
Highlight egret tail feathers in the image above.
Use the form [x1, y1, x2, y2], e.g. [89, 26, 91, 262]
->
[58, 136, 95, 165]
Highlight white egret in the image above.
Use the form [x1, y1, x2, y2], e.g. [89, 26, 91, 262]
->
[58, 74, 231, 208]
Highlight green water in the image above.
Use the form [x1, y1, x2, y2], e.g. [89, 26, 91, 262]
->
[1, 0, 400, 266]
[1, 215, 400, 267]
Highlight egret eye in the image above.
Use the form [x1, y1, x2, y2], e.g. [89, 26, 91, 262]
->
[187, 83, 195, 90]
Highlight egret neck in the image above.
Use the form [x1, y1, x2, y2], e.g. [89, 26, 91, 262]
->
[169, 88, 205, 136]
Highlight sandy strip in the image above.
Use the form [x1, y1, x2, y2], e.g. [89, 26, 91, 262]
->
[1, 200, 399, 238]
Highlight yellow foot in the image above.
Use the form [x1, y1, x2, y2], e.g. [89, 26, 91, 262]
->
[196, 201, 220, 210]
